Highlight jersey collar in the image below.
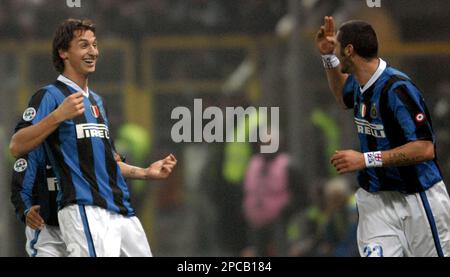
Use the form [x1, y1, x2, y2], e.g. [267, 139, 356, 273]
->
[57, 75, 89, 97]
[360, 58, 387, 94]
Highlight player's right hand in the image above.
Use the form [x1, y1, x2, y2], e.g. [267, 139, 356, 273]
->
[316, 16, 337, 55]
[52, 91, 85, 123]
[26, 205, 45, 230]
[145, 153, 177, 180]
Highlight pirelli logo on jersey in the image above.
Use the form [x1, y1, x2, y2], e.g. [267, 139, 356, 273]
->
[355, 118, 386, 138]
[76, 123, 110, 139]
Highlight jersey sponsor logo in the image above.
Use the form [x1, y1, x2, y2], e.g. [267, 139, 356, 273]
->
[415, 113, 425, 123]
[22, 107, 36, 122]
[76, 123, 110, 139]
[90, 105, 100, 118]
[363, 243, 383, 257]
[14, 158, 28, 172]
[355, 118, 386, 138]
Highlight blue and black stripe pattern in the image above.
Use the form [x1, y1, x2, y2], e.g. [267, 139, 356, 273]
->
[30, 229, 41, 257]
[419, 192, 444, 257]
[16, 81, 134, 216]
[342, 66, 442, 193]
[10, 146, 59, 226]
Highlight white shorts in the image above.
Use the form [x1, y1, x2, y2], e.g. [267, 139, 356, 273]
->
[356, 181, 450, 257]
[58, 204, 152, 257]
[25, 225, 67, 257]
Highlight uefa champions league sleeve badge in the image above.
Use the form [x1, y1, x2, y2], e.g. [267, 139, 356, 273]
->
[22, 107, 36, 122]
[14, 159, 28, 172]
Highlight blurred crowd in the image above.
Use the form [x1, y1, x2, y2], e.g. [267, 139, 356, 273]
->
[0, 0, 286, 39]
[1, 0, 449, 257]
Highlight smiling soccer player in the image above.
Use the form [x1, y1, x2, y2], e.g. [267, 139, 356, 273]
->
[10, 19, 177, 257]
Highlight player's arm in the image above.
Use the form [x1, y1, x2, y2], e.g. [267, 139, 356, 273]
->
[330, 141, 435, 174]
[381, 140, 434, 166]
[378, 84, 436, 167]
[11, 150, 45, 229]
[10, 91, 85, 158]
[10, 156, 33, 224]
[316, 16, 349, 109]
[118, 154, 177, 180]
[324, 66, 349, 108]
[11, 113, 63, 158]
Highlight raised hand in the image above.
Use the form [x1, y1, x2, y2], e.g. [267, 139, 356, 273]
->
[52, 91, 85, 123]
[316, 16, 337, 55]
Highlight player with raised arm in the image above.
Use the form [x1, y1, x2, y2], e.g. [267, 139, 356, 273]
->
[316, 16, 450, 256]
[10, 19, 177, 257]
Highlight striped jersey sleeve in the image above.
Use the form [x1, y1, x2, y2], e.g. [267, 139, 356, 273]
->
[387, 82, 434, 142]
[14, 88, 58, 133]
[10, 147, 45, 223]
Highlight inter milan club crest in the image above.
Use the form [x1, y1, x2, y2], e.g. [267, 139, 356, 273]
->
[370, 103, 378, 118]
[90, 105, 100, 118]
[361, 104, 367, 117]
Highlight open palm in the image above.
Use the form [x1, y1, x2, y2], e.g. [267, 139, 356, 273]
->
[316, 16, 337, 55]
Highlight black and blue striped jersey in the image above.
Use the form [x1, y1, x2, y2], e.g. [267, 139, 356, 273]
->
[342, 59, 442, 193]
[10, 146, 59, 226]
[15, 77, 135, 216]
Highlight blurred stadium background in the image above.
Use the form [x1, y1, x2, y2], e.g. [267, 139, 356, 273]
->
[0, 0, 449, 257]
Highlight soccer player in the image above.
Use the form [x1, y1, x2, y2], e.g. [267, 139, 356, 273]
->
[10, 19, 177, 256]
[11, 146, 67, 257]
[316, 16, 450, 256]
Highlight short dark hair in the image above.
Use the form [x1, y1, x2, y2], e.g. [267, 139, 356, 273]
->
[337, 20, 378, 59]
[52, 19, 96, 73]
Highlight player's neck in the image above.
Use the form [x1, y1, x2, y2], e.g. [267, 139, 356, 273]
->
[62, 69, 89, 92]
[353, 58, 380, 87]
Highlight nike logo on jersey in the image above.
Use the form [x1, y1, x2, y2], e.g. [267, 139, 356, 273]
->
[76, 123, 110, 139]
[355, 118, 386, 138]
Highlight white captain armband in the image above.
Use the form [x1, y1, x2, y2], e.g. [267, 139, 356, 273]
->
[364, 151, 383, 168]
[321, 54, 340, 69]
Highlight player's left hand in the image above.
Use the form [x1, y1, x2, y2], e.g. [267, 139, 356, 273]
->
[26, 205, 45, 230]
[145, 154, 177, 180]
[331, 150, 365, 174]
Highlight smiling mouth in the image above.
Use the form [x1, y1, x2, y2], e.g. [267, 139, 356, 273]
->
[83, 59, 96, 66]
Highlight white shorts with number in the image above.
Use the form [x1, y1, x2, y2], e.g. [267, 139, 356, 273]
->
[58, 204, 152, 257]
[25, 225, 67, 257]
[356, 181, 450, 257]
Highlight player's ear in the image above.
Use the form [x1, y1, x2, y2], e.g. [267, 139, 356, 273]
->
[58, 49, 68, 60]
[345, 44, 354, 57]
